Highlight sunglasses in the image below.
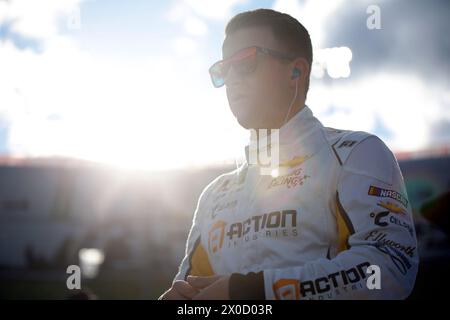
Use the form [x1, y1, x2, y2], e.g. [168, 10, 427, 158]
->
[208, 46, 296, 88]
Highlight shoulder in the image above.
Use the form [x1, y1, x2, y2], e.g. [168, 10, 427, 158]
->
[321, 127, 372, 165]
[197, 164, 245, 207]
[322, 127, 397, 185]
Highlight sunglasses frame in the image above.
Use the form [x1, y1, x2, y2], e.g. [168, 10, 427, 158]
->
[209, 46, 297, 88]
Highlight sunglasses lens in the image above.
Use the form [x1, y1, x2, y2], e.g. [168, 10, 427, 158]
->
[233, 55, 257, 75]
[209, 62, 226, 88]
[211, 74, 225, 88]
[209, 47, 258, 88]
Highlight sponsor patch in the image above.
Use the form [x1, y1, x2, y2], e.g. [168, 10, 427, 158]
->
[368, 186, 408, 208]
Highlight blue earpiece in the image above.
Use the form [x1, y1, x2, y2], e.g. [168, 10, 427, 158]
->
[291, 68, 301, 79]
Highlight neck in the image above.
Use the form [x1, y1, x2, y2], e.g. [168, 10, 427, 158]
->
[282, 100, 305, 127]
[252, 101, 305, 141]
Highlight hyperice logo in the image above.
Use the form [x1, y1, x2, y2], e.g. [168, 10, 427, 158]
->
[208, 210, 298, 254]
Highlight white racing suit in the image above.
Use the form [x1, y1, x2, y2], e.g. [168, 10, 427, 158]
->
[174, 105, 418, 300]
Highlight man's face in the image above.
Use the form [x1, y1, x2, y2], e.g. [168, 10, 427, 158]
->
[222, 26, 293, 129]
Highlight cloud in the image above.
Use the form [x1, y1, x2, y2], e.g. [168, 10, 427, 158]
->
[429, 119, 450, 147]
[272, 0, 345, 48]
[0, 0, 248, 169]
[322, 0, 450, 84]
[309, 71, 450, 151]
[0, 0, 83, 42]
[172, 36, 198, 55]
[167, 0, 248, 38]
[316, 0, 450, 149]
[181, 0, 246, 21]
[2, 0, 447, 169]
[183, 16, 208, 36]
[270, 0, 450, 150]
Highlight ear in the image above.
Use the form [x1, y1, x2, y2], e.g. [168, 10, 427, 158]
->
[289, 57, 309, 89]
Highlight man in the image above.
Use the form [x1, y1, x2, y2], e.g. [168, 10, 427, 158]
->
[160, 8, 418, 300]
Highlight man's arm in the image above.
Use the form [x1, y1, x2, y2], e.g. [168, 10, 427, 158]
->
[159, 179, 217, 299]
[227, 137, 418, 299]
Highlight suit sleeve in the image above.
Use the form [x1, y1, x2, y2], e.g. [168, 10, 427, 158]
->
[173, 180, 216, 282]
[230, 136, 419, 300]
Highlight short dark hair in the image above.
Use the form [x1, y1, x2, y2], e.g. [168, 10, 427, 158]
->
[225, 8, 313, 96]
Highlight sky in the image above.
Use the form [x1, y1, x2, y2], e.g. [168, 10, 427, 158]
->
[0, 0, 449, 170]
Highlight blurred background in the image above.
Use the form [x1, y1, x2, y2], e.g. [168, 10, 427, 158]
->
[0, 0, 449, 299]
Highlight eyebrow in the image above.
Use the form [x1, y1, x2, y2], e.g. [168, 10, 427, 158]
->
[222, 42, 252, 59]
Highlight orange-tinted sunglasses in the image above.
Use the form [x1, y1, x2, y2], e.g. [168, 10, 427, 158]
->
[209, 46, 296, 88]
